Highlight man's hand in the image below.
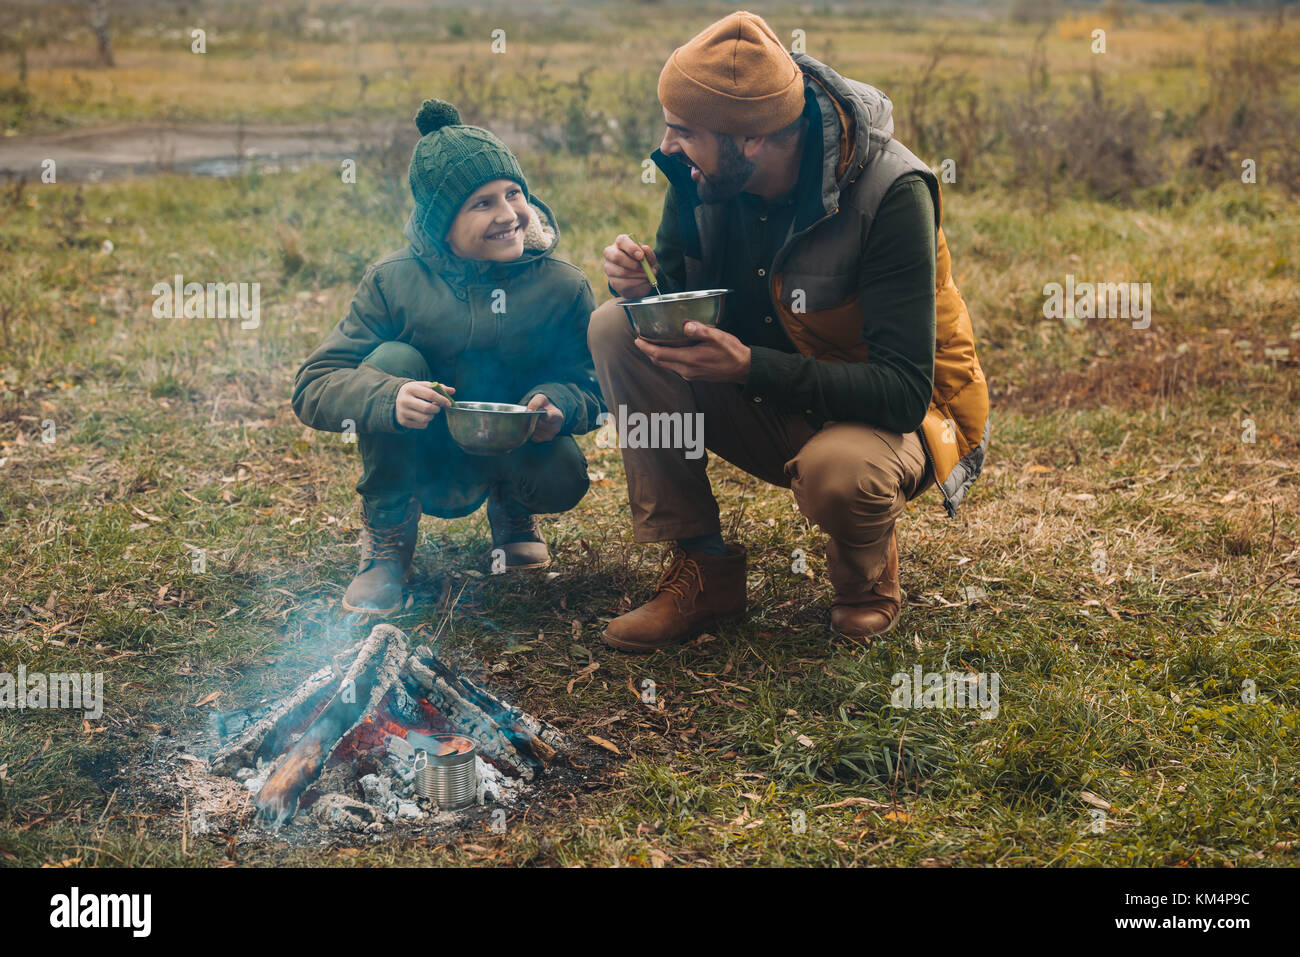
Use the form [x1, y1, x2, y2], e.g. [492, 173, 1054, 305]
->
[602, 234, 660, 299]
[525, 393, 564, 442]
[635, 322, 752, 384]
[395, 380, 454, 429]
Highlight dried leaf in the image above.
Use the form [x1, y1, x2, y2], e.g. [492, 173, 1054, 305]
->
[586, 734, 621, 755]
[813, 797, 891, 810]
[566, 661, 599, 693]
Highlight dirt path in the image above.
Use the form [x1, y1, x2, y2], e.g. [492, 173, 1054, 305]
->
[0, 117, 557, 182]
[0, 119, 413, 182]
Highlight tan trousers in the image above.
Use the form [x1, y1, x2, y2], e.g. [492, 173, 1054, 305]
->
[587, 299, 931, 597]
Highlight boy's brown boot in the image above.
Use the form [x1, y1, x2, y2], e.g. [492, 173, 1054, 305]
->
[602, 545, 747, 653]
[486, 487, 551, 571]
[342, 498, 421, 616]
[829, 530, 901, 645]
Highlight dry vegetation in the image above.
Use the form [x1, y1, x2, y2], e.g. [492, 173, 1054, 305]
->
[0, 1, 1297, 867]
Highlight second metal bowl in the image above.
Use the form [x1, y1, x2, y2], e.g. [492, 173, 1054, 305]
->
[444, 401, 544, 456]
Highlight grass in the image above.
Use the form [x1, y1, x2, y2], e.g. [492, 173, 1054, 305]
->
[1, 2, 1298, 868]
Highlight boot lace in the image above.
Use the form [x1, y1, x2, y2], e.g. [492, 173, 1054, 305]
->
[504, 509, 538, 537]
[368, 523, 409, 564]
[656, 550, 705, 604]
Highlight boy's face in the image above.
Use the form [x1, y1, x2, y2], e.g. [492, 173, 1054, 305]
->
[445, 179, 531, 261]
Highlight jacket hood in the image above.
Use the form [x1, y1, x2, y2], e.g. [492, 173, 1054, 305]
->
[403, 195, 560, 284]
[792, 52, 896, 217]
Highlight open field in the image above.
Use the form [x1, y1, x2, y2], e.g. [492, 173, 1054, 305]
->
[1, 1, 1298, 867]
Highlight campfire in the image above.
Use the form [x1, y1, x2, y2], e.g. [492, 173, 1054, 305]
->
[205, 624, 564, 831]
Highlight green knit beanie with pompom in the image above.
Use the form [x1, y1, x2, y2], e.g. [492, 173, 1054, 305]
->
[408, 98, 529, 249]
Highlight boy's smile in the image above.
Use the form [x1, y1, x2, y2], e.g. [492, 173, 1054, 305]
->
[485, 223, 522, 242]
[446, 178, 532, 261]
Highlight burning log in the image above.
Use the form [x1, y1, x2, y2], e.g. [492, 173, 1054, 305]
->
[207, 624, 566, 829]
[402, 658, 535, 777]
[208, 665, 336, 776]
[253, 625, 409, 825]
[412, 644, 564, 759]
[403, 646, 564, 774]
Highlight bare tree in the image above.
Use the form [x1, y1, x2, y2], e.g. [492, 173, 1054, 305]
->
[87, 0, 114, 68]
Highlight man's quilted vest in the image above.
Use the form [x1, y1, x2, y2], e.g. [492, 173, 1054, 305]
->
[661, 54, 990, 516]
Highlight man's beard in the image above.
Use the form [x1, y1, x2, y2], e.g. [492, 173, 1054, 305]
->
[695, 134, 755, 204]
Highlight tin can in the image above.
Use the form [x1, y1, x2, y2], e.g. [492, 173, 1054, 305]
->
[413, 734, 478, 810]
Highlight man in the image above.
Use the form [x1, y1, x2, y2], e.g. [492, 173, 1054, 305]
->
[588, 10, 989, 652]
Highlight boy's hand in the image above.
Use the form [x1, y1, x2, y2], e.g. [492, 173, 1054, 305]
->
[603, 234, 660, 299]
[525, 393, 564, 442]
[396, 380, 455, 429]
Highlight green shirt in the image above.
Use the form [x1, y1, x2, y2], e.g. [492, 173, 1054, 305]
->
[652, 170, 937, 435]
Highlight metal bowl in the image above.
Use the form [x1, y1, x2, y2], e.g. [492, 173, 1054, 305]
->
[444, 401, 544, 456]
[621, 289, 731, 346]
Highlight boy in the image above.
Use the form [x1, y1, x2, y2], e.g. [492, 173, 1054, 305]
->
[293, 99, 603, 616]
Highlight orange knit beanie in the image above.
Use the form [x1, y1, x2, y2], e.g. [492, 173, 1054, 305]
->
[658, 10, 805, 136]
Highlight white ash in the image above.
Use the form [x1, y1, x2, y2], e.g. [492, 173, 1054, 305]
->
[475, 756, 521, 806]
[395, 802, 424, 821]
[241, 761, 272, 796]
[386, 751, 418, 786]
[312, 793, 379, 831]
[359, 773, 393, 808]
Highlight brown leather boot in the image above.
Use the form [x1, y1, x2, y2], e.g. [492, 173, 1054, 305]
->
[485, 487, 551, 572]
[342, 498, 421, 616]
[602, 545, 747, 653]
[829, 530, 901, 645]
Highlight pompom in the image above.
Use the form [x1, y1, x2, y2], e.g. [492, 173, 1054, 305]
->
[415, 98, 461, 136]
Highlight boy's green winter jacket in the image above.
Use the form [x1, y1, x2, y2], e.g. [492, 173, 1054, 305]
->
[292, 197, 603, 437]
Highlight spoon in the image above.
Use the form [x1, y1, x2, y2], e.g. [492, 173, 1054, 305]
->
[627, 234, 662, 299]
[429, 381, 456, 408]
